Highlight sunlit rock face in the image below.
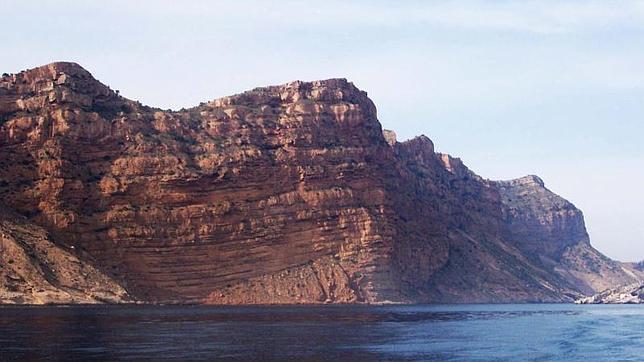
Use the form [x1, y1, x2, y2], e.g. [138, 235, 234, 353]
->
[0, 206, 129, 304]
[0, 62, 640, 304]
[576, 282, 644, 304]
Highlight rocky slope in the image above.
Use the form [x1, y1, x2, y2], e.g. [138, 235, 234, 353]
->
[0, 205, 129, 304]
[0, 62, 640, 304]
[576, 283, 644, 304]
[633, 260, 644, 271]
[496, 176, 642, 295]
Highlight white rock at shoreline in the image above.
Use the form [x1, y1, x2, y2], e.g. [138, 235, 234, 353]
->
[575, 283, 644, 304]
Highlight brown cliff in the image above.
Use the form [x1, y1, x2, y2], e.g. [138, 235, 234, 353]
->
[0, 62, 639, 304]
[0, 205, 128, 304]
[496, 176, 642, 296]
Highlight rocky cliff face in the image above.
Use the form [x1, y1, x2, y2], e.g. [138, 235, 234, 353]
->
[0, 62, 640, 304]
[496, 176, 644, 295]
[0, 205, 128, 304]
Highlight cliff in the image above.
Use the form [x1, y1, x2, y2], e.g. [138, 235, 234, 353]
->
[0, 62, 640, 304]
[0, 205, 128, 304]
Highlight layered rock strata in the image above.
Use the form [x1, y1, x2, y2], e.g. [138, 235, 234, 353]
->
[0, 205, 128, 304]
[0, 62, 640, 304]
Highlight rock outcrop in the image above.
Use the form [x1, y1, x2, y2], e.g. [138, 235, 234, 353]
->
[496, 176, 642, 295]
[0, 205, 129, 304]
[576, 283, 644, 304]
[0, 62, 640, 304]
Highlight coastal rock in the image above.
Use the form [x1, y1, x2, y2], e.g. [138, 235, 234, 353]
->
[497, 175, 587, 260]
[0, 206, 129, 304]
[0, 62, 640, 304]
[496, 176, 641, 295]
[576, 283, 644, 304]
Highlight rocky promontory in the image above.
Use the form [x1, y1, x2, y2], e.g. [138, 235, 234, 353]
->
[0, 62, 641, 304]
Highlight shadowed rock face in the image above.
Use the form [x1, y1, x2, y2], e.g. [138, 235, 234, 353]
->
[497, 175, 589, 260]
[495, 176, 642, 296]
[0, 62, 640, 304]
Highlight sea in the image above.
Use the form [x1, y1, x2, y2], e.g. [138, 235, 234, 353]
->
[0, 304, 642, 361]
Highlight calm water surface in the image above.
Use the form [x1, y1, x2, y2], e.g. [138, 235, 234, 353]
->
[0, 304, 642, 361]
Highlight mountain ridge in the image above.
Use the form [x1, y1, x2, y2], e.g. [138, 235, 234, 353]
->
[0, 62, 640, 304]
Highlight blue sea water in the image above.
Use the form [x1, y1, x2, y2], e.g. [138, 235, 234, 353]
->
[0, 304, 642, 361]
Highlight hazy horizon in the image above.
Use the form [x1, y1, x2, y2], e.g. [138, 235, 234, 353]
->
[3, 0, 643, 261]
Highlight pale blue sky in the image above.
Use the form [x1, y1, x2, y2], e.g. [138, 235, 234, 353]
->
[2, 0, 643, 261]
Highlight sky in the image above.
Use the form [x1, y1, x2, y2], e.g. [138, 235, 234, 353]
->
[2, 0, 643, 261]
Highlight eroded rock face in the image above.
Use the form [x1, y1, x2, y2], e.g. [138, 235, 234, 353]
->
[497, 175, 589, 260]
[0, 205, 129, 304]
[495, 176, 643, 295]
[0, 63, 403, 303]
[0, 62, 640, 304]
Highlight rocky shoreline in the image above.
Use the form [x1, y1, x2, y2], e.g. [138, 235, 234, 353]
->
[575, 283, 644, 304]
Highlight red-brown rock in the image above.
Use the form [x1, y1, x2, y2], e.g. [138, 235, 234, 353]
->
[0, 62, 640, 304]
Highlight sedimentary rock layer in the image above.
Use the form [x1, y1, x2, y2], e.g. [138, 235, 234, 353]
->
[0, 205, 128, 304]
[0, 62, 640, 304]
